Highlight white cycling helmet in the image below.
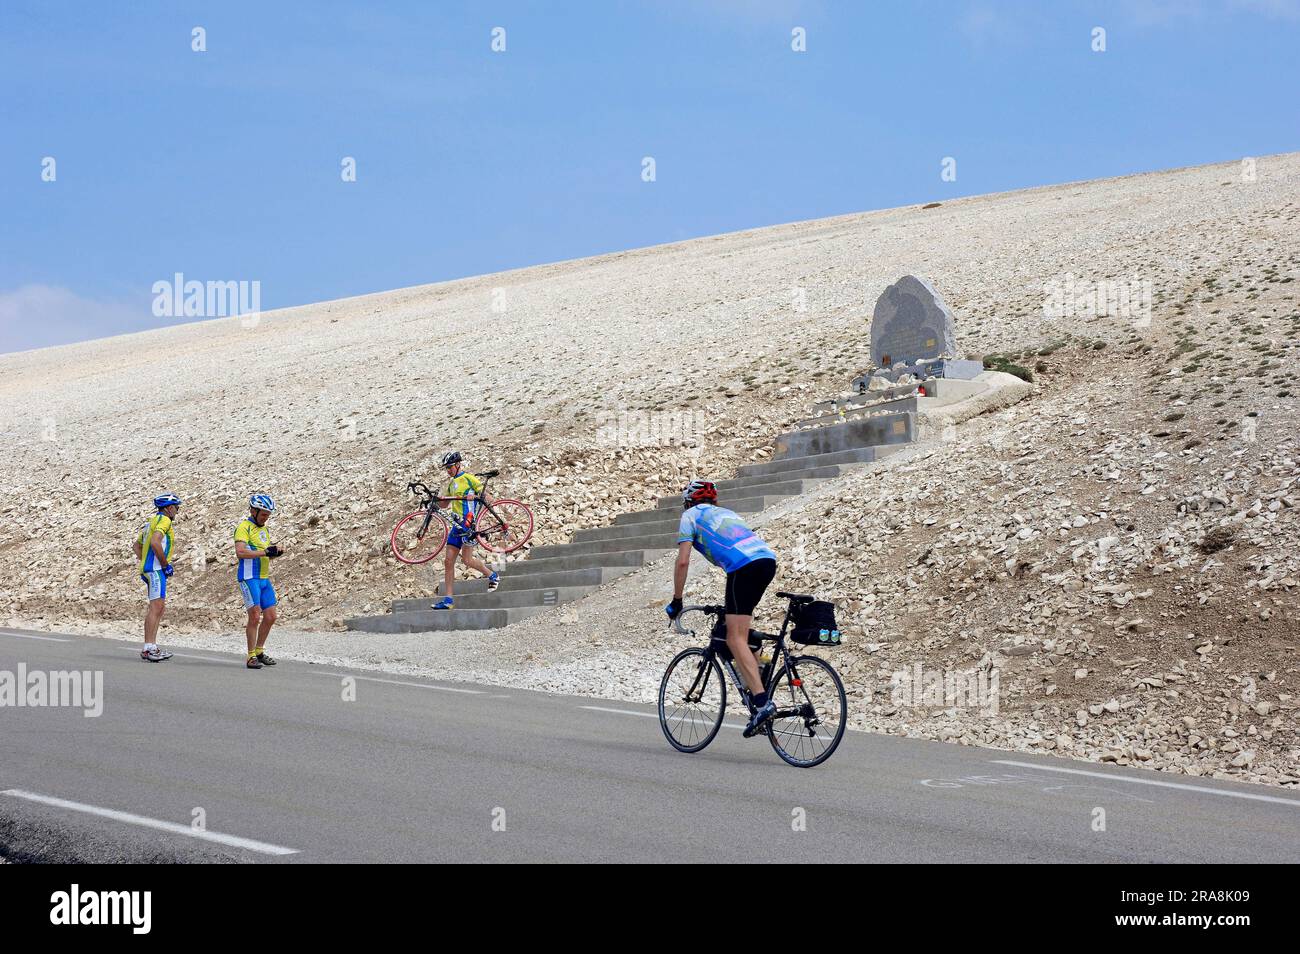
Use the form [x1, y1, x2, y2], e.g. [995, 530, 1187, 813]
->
[249, 493, 276, 513]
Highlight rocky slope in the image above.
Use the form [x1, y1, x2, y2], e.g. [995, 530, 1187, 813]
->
[2, 153, 1298, 785]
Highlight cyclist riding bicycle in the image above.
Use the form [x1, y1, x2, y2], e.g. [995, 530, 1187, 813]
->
[432, 450, 501, 609]
[666, 479, 778, 737]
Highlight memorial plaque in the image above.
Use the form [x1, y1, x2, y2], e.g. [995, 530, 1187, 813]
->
[871, 275, 957, 370]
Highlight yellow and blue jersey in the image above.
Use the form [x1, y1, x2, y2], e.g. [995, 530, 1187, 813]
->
[443, 471, 485, 520]
[234, 517, 273, 580]
[137, 513, 174, 573]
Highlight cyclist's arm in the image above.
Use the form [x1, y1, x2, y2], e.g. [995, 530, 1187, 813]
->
[471, 474, 490, 506]
[672, 541, 692, 600]
[234, 541, 263, 560]
[150, 531, 170, 568]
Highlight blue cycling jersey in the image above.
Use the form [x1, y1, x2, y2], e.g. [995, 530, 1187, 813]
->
[677, 504, 776, 573]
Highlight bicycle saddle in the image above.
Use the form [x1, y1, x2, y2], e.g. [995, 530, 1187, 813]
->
[776, 591, 815, 604]
[480, 469, 500, 479]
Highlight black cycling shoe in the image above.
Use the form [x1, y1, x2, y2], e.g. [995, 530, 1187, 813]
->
[743, 700, 777, 738]
[246, 655, 264, 670]
[257, 652, 276, 666]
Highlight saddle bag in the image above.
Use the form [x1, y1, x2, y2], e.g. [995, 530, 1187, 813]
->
[789, 600, 842, 646]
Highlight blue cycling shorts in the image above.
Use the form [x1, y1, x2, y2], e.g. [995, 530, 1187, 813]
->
[447, 524, 476, 549]
[239, 578, 278, 610]
[141, 571, 167, 602]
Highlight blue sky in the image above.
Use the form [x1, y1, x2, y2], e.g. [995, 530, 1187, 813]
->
[2, 0, 1298, 353]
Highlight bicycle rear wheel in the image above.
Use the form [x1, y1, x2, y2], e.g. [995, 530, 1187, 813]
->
[766, 654, 847, 768]
[476, 499, 534, 553]
[658, 648, 726, 753]
[390, 509, 450, 565]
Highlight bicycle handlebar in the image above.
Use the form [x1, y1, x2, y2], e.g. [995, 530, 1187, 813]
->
[669, 604, 724, 635]
[410, 469, 500, 498]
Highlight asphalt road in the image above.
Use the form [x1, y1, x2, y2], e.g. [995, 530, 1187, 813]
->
[2, 627, 1297, 863]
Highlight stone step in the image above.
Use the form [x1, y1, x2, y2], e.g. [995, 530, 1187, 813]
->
[580, 495, 771, 539]
[614, 506, 692, 526]
[434, 564, 640, 595]
[394, 584, 598, 612]
[810, 383, 918, 415]
[772, 410, 914, 460]
[920, 376, 987, 401]
[482, 549, 657, 577]
[345, 606, 548, 633]
[528, 532, 679, 560]
[792, 395, 918, 430]
[574, 512, 681, 539]
[651, 479, 825, 511]
[711, 465, 845, 494]
[735, 444, 903, 479]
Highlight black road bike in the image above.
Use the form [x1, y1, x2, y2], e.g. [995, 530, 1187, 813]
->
[659, 592, 848, 768]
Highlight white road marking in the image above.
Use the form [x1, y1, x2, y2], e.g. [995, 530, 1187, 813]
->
[991, 760, 1300, 807]
[582, 705, 748, 730]
[0, 789, 299, 856]
[302, 670, 485, 694]
[580, 705, 657, 718]
[0, 631, 72, 642]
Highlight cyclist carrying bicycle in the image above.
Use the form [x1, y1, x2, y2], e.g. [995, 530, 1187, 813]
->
[432, 450, 501, 609]
[666, 479, 778, 737]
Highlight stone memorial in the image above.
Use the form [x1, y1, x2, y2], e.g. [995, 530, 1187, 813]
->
[869, 275, 982, 381]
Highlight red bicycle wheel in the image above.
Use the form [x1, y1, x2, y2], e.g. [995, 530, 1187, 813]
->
[391, 509, 450, 564]
[476, 499, 534, 554]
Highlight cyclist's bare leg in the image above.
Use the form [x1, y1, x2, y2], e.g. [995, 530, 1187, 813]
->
[442, 544, 459, 597]
[256, 605, 277, 649]
[144, 598, 164, 645]
[459, 543, 492, 578]
[245, 607, 261, 655]
[725, 614, 763, 695]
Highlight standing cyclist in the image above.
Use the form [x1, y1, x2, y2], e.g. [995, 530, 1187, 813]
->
[234, 494, 284, 669]
[432, 451, 501, 609]
[666, 479, 778, 737]
[134, 493, 180, 662]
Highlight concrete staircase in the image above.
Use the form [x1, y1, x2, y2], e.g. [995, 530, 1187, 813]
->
[344, 393, 917, 634]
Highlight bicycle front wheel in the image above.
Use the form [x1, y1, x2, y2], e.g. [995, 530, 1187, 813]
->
[476, 499, 534, 553]
[658, 648, 726, 753]
[390, 509, 449, 564]
[767, 654, 847, 768]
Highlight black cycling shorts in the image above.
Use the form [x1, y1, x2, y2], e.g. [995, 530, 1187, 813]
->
[724, 557, 776, 616]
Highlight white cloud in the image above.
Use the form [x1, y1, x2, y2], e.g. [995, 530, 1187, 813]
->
[0, 284, 148, 354]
